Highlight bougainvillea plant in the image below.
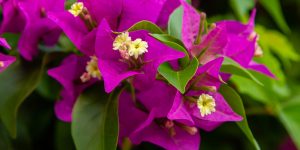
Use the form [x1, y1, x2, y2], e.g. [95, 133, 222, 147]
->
[1, 0, 299, 150]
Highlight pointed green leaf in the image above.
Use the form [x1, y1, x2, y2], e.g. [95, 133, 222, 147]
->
[259, 0, 290, 34]
[72, 85, 122, 150]
[150, 33, 186, 48]
[168, 6, 183, 40]
[158, 57, 198, 93]
[37, 71, 61, 100]
[256, 26, 299, 69]
[150, 33, 189, 67]
[219, 84, 261, 150]
[55, 121, 75, 150]
[230, 48, 289, 104]
[127, 20, 163, 34]
[277, 97, 300, 149]
[2, 33, 20, 49]
[230, 0, 254, 22]
[221, 57, 263, 85]
[186, 0, 191, 4]
[0, 56, 46, 138]
[231, 75, 273, 104]
[0, 123, 13, 150]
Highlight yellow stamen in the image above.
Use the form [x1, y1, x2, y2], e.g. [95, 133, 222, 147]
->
[113, 32, 148, 59]
[69, 2, 84, 17]
[197, 94, 216, 117]
[128, 38, 148, 59]
[80, 56, 101, 82]
[113, 32, 131, 51]
[86, 56, 101, 79]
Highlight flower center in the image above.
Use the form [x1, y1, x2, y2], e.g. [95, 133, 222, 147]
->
[80, 56, 101, 82]
[113, 32, 132, 52]
[68, 2, 97, 30]
[68, 2, 84, 17]
[113, 32, 148, 60]
[0, 61, 4, 68]
[197, 94, 216, 117]
[128, 38, 148, 59]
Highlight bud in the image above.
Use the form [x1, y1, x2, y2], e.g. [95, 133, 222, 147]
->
[181, 125, 198, 135]
[0, 61, 4, 67]
[164, 120, 174, 129]
[254, 44, 263, 57]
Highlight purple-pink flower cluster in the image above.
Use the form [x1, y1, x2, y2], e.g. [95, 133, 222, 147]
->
[0, 0, 274, 149]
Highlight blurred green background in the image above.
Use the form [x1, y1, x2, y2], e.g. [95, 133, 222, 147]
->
[1, 0, 300, 149]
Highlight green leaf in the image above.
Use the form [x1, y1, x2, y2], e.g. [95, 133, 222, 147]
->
[39, 34, 77, 53]
[231, 27, 292, 103]
[0, 122, 13, 150]
[231, 75, 274, 104]
[256, 26, 299, 69]
[158, 57, 198, 93]
[263, 32, 298, 61]
[219, 85, 261, 150]
[150, 33, 189, 67]
[72, 85, 122, 150]
[168, 6, 183, 40]
[38, 45, 65, 53]
[55, 121, 75, 150]
[150, 33, 186, 48]
[230, 48, 289, 104]
[127, 20, 163, 34]
[37, 72, 61, 100]
[0, 56, 46, 138]
[277, 98, 300, 149]
[221, 57, 263, 86]
[259, 0, 291, 34]
[58, 34, 77, 52]
[1, 33, 20, 50]
[229, 0, 254, 22]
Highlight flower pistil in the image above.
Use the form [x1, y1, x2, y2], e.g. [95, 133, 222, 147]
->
[68, 2, 97, 30]
[113, 32, 131, 51]
[128, 38, 148, 59]
[113, 32, 148, 60]
[80, 56, 101, 82]
[197, 94, 216, 117]
[68, 2, 84, 17]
